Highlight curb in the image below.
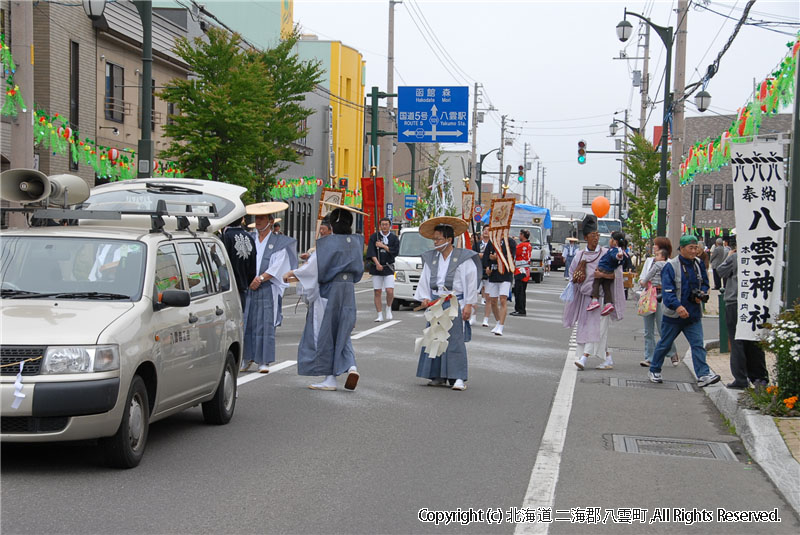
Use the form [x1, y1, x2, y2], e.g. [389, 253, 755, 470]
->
[683, 341, 800, 515]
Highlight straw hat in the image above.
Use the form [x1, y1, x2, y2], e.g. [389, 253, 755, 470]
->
[246, 201, 288, 216]
[320, 201, 367, 216]
[419, 216, 468, 239]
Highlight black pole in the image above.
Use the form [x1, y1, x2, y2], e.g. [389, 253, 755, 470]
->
[134, 1, 153, 178]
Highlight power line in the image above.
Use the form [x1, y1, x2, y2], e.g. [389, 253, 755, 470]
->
[401, 3, 465, 85]
[407, 0, 476, 84]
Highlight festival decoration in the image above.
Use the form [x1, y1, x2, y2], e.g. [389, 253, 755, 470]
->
[680, 32, 799, 184]
[488, 198, 516, 274]
[1, 33, 26, 118]
[591, 196, 610, 218]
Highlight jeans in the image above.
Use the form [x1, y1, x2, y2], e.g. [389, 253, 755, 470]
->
[643, 301, 678, 362]
[650, 319, 710, 377]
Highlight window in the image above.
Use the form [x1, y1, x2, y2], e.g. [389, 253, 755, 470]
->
[713, 184, 723, 210]
[202, 240, 230, 293]
[155, 244, 184, 292]
[178, 242, 212, 298]
[725, 184, 734, 210]
[69, 41, 79, 171]
[105, 63, 124, 122]
[702, 185, 712, 211]
[167, 102, 176, 126]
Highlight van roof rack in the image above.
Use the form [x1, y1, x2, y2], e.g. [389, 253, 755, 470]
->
[17, 199, 218, 236]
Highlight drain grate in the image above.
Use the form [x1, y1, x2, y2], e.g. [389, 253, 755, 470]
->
[609, 377, 696, 392]
[610, 434, 738, 461]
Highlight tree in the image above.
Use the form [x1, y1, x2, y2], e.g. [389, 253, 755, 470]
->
[623, 133, 669, 259]
[159, 28, 322, 202]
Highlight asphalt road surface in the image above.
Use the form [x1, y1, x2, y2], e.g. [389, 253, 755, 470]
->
[2, 274, 798, 534]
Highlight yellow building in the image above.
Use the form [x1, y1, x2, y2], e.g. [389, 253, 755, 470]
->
[297, 36, 365, 189]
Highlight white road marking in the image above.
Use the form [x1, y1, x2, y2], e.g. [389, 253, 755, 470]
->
[237, 360, 296, 386]
[352, 319, 401, 339]
[515, 330, 578, 535]
[355, 288, 374, 295]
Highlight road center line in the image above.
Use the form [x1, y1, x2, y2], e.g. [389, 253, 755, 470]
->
[237, 360, 296, 386]
[352, 319, 401, 339]
[515, 330, 578, 535]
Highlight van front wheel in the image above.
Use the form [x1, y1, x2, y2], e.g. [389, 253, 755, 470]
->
[102, 375, 149, 469]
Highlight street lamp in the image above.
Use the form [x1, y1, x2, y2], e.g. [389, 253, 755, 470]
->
[695, 90, 712, 112]
[82, 0, 106, 20]
[617, 8, 673, 237]
[609, 119, 640, 136]
[477, 147, 500, 205]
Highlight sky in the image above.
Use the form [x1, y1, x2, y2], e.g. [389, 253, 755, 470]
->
[292, 0, 799, 213]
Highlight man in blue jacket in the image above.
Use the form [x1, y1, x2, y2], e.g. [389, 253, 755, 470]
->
[648, 235, 721, 387]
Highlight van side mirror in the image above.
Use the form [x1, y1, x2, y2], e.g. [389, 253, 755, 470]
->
[158, 289, 191, 308]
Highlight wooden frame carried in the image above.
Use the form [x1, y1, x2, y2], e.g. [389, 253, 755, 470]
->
[488, 198, 516, 274]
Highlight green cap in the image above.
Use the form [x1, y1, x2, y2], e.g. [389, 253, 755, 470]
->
[679, 234, 698, 248]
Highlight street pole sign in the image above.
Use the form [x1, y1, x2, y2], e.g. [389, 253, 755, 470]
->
[386, 202, 393, 219]
[404, 208, 415, 221]
[398, 86, 469, 143]
[404, 194, 418, 209]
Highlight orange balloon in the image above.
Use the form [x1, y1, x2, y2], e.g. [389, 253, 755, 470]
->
[591, 196, 610, 218]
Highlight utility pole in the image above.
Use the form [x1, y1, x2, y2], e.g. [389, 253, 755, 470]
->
[9, 0, 34, 171]
[367, 86, 397, 234]
[668, 0, 688, 246]
[784, 45, 800, 307]
[499, 115, 507, 196]
[533, 160, 540, 205]
[522, 142, 530, 203]
[386, 0, 400, 213]
[639, 22, 650, 131]
[540, 167, 546, 207]
[470, 82, 479, 191]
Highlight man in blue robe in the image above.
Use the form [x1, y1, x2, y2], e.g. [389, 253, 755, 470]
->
[284, 204, 365, 391]
[241, 202, 298, 374]
[414, 217, 481, 391]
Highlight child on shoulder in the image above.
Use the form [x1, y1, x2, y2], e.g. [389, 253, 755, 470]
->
[587, 231, 628, 316]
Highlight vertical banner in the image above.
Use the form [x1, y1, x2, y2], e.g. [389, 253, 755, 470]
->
[731, 141, 786, 341]
[360, 176, 385, 246]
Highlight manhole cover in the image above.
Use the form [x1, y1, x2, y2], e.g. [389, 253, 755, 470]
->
[609, 434, 737, 461]
[609, 377, 696, 392]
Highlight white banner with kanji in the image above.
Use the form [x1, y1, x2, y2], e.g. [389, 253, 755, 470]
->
[731, 140, 786, 341]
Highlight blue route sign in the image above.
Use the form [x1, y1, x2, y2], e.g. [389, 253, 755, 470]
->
[404, 195, 418, 209]
[398, 86, 469, 143]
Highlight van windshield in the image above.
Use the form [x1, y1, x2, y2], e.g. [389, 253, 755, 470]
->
[398, 231, 432, 257]
[1, 237, 145, 300]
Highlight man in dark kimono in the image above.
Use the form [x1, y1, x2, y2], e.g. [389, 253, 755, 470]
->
[284, 203, 365, 391]
[222, 217, 256, 308]
[240, 202, 298, 374]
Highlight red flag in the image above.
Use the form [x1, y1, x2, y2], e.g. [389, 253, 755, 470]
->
[360, 176, 385, 245]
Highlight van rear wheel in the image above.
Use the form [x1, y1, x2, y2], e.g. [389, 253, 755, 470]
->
[202, 350, 236, 425]
[391, 298, 401, 311]
[101, 375, 149, 469]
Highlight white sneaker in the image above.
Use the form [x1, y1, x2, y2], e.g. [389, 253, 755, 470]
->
[258, 364, 270, 373]
[452, 379, 466, 391]
[374, 311, 384, 322]
[385, 309, 393, 320]
[491, 324, 500, 334]
[482, 317, 490, 327]
[574, 356, 587, 370]
[240, 360, 254, 373]
[494, 324, 504, 336]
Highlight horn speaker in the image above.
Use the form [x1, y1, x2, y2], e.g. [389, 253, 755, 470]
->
[0, 170, 89, 205]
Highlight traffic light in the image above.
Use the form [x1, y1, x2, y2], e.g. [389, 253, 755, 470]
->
[517, 165, 525, 183]
[578, 140, 587, 164]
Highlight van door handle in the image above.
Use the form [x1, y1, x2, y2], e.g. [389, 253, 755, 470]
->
[215, 306, 224, 316]
[188, 313, 199, 324]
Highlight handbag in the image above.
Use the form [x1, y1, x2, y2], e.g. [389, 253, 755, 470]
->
[572, 259, 587, 283]
[637, 282, 658, 316]
[560, 281, 575, 302]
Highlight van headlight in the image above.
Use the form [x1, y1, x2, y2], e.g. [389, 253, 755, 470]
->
[41, 345, 120, 374]
[395, 271, 407, 283]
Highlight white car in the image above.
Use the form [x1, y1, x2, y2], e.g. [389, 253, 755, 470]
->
[391, 227, 431, 310]
[1, 176, 245, 468]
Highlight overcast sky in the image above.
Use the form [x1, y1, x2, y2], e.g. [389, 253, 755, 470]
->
[293, 0, 798, 213]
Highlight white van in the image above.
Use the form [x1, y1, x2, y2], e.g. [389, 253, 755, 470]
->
[391, 227, 432, 310]
[0, 175, 245, 468]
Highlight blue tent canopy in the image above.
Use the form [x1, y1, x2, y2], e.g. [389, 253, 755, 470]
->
[480, 204, 552, 229]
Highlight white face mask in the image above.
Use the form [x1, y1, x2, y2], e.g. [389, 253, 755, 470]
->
[434, 241, 449, 251]
[256, 221, 273, 233]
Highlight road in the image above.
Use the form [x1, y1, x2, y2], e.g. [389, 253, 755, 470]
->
[2, 274, 798, 534]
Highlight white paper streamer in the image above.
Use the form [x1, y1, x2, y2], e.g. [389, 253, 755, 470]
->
[414, 294, 459, 358]
[11, 361, 26, 410]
